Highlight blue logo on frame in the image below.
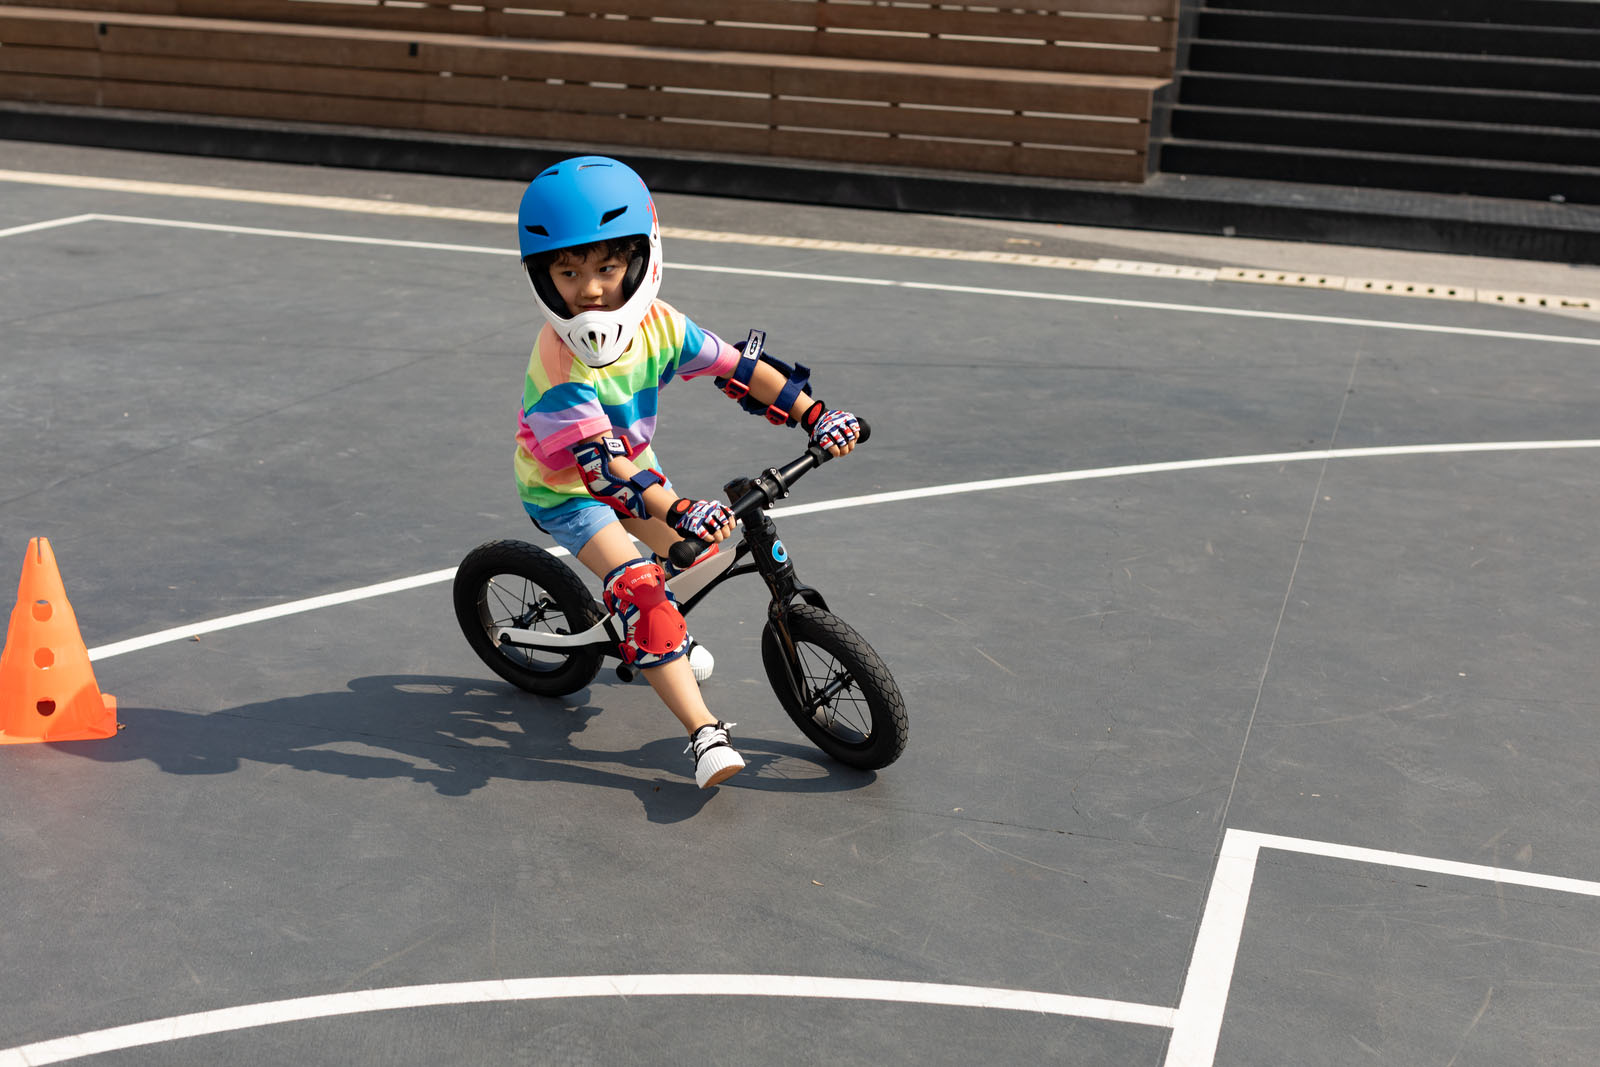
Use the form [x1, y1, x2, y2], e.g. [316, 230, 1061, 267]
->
[772, 541, 788, 563]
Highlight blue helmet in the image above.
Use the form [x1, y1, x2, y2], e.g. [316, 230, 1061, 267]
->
[517, 156, 663, 368]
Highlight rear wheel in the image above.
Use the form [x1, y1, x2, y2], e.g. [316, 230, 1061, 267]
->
[761, 604, 907, 770]
[454, 539, 604, 696]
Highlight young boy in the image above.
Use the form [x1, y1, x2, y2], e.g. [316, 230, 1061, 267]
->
[512, 156, 861, 788]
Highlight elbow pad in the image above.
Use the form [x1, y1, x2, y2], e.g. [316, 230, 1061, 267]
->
[572, 437, 665, 520]
[715, 329, 813, 426]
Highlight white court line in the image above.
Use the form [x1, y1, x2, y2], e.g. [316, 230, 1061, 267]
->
[0, 168, 516, 223]
[767, 439, 1600, 518]
[6, 169, 1596, 314]
[43, 214, 1600, 349]
[0, 213, 98, 239]
[18, 210, 1592, 660]
[0, 974, 1175, 1065]
[11, 186, 1598, 1064]
[86, 568, 461, 662]
[676, 262, 1600, 348]
[84, 439, 1600, 661]
[1164, 829, 1600, 1067]
[92, 212, 516, 256]
[9, 826, 1598, 1065]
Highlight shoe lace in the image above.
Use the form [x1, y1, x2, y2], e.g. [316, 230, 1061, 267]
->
[686, 721, 737, 757]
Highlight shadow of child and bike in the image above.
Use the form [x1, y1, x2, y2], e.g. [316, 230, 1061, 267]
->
[54, 674, 875, 824]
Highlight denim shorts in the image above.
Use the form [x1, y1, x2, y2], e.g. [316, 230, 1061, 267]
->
[526, 499, 618, 558]
[526, 475, 674, 557]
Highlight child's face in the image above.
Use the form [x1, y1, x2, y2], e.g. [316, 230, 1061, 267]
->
[548, 248, 631, 316]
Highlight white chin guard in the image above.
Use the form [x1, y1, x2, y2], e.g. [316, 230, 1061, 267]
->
[557, 311, 634, 369]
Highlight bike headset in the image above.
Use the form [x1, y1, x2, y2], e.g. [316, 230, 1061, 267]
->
[517, 156, 664, 369]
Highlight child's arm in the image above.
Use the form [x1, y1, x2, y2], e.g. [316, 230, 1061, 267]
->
[705, 330, 860, 457]
[570, 433, 735, 542]
[738, 361, 858, 457]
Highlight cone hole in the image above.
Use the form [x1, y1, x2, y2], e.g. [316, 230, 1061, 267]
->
[37, 700, 55, 716]
[34, 647, 54, 669]
[32, 599, 52, 622]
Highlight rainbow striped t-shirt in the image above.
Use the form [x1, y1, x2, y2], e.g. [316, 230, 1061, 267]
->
[514, 300, 741, 513]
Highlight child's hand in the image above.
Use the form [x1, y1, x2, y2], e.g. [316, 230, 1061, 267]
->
[810, 409, 860, 456]
[668, 497, 735, 541]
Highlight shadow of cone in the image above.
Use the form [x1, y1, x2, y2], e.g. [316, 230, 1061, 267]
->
[0, 537, 118, 744]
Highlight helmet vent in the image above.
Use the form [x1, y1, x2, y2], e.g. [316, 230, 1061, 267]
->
[600, 206, 628, 225]
[524, 224, 549, 236]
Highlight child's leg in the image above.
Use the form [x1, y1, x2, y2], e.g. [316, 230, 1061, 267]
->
[575, 519, 743, 787]
[619, 515, 686, 561]
[621, 516, 717, 681]
[575, 522, 716, 735]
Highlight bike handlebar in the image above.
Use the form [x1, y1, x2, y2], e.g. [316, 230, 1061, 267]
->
[667, 417, 872, 570]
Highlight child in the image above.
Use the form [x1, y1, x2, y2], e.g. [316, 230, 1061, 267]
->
[512, 156, 861, 788]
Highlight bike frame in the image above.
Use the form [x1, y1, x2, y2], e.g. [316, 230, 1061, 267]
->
[494, 446, 837, 669]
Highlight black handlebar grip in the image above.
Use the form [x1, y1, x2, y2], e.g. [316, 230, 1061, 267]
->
[666, 419, 872, 567]
[668, 537, 707, 571]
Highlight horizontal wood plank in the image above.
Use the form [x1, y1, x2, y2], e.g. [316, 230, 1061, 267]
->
[771, 99, 1146, 147]
[0, 70, 106, 103]
[0, 41, 101, 75]
[0, 9, 101, 45]
[814, 5, 1172, 48]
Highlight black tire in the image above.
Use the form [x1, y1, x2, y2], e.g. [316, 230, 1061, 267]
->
[454, 539, 605, 696]
[761, 604, 907, 770]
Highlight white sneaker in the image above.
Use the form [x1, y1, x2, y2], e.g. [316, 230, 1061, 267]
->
[687, 638, 714, 683]
[686, 720, 744, 788]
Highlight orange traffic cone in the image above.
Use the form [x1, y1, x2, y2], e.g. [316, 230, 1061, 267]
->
[0, 537, 118, 744]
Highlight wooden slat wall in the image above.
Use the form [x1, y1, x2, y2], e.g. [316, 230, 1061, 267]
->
[0, 2, 1179, 182]
[7, 0, 1180, 75]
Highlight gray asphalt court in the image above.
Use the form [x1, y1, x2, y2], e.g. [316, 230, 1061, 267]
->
[3, 142, 1599, 1066]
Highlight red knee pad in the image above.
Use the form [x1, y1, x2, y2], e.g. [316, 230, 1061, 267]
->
[603, 558, 687, 664]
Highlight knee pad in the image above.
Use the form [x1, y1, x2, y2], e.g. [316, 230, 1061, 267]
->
[603, 557, 687, 668]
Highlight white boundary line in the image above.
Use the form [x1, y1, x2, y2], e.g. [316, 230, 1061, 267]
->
[86, 568, 460, 662]
[4, 169, 1595, 314]
[1164, 829, 1600, 1067]
[7, 824, 1598, 1065]
[0, 213, 99, 239]
[767, 439, 1600, 518]
[16, 213, 1600, 349]
[83, 439, 1600, 662]
[0, 975, 1175, 1065]
[673, 262, 1600, 348]
[10, 214, 1590, 659]
[0, 169, 517, 223]
[5, 186, 1597, 1065]
[93, 212, 516, 256]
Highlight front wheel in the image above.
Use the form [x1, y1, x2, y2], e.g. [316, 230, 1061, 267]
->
[454, 539, 604, 696]
[761, 604, 907, 770]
